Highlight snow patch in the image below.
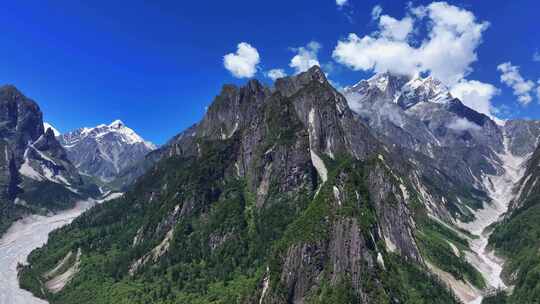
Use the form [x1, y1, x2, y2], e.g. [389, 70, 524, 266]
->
[19, 159, 43, 181]
[384, 236, 397, 253]
[259, 267, 270, 304]
[311, 150, 328, 183]
[377, 252, 386, 269]
[447, 241, 460, 257]
[333, 186, 342, 206]
[43, 122, 60, 136]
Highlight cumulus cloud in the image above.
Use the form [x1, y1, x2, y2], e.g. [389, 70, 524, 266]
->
[450, 80, 499, 118]
[333, 34, 418, 75]
[497, 62, 535, 105]
[333, 2, 502, 117]
[333, 1, 489, 86]
[379, 15, 414, 41]
[266, 69, 287, 81]
[447, 117, 481, 132]
[223, 42, 260, 78]
[290, 41, 321, 74]
[336, 0, 348, 7]
[371, 5, 383, 20]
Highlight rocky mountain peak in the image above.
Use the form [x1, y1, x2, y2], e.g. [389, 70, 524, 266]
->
[0, 85, 44, 151]
[274, 65, 328, 97]
[59, 120, 156, 182]
[347, 72, 453, 110]
[43, 122, 60, 136]
[367, 71, 411, 94]
[108, 119, 124, 129]
[0, 85, 87, 218]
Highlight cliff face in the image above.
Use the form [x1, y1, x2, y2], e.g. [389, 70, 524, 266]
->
[0, 85, 92, 234]
[20, 67, 459, 303]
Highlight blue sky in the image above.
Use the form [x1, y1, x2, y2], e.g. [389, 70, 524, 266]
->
[0, 0, 539, 144]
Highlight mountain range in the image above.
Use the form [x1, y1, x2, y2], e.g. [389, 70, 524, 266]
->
[3, 66, 539, 303]
[0, 85, 155, 235]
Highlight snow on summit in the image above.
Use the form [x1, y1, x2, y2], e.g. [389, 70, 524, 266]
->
[43, 122, 61, 136]
[66, 120, 156, 150]
[58, 120, 156, 182]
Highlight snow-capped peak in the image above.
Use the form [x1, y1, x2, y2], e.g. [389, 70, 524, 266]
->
[346, 72, 453, 110]
[43, 122, 61, 136]
[109, 119, 124, 128]
[399, 74, 452, 107]
[62, 120, 156, 150]
[367, 73, 391, 92]
[58, 120, 157, 182]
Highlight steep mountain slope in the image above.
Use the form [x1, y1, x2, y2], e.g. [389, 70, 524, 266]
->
[44, 122, 61, 136]
[20, 67, 461, 304]
[344, 72, 539, 303]
[503, 119, 540, 157]
[59, 120, 156, 183]
[0, 85, 94, 234]
[485, 143, 540, 303]
[344, 73, 506, 224]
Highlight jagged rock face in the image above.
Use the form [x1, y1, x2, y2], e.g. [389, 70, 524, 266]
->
[59, 120, 156, 182]
[0, 85, 44, 162]
[22, 67, 451, 304]
[20, 128, 82, 187]
[343, 72, 509, 222]
[508, 143, 540, 211]
[0, 85, 87, 233]
[503, 119, 540, 157]
[345, 73, 503, 155]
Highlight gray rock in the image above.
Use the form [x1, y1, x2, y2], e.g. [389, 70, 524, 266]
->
[59, 120, 156, 183]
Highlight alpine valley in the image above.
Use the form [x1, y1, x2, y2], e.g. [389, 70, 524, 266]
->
[0, 85, 155, 248]
[0, 66, 530, 304]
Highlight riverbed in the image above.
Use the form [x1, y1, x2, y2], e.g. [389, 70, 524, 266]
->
[0, 193, 121, 304]
[458, 135, 527, 304]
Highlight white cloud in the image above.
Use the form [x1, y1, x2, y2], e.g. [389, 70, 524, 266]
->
[336, 0, 348, 7]
[497, 62, 535, 105]
[379, 15, 414, 41]
[290, 41, 321, 74]
[450, 79, 499, 117]
[537, 80, 540, 100]
[332, 1, 489, 86]
[447, 117, 481, 132]
[533, 51, 540, 62]
[371, 5, 383, 20]
[333, 33, 418, 75]
[223, 42, 260, 78]
[266, 69, 287, 81]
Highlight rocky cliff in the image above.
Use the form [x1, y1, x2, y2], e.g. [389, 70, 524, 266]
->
[0, 85, 93, 234]
[19, 67, 460, 304]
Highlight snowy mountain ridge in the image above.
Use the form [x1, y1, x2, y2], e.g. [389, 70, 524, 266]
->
[58, 120, 156, 183]
[62, 120, 156, 150]
[43, 122, 60, 137]
[347, 72, 453, 110]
